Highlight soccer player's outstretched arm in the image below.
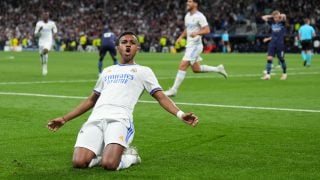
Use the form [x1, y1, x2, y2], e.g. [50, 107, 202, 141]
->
[152, 91, 199, 127]
[47, 92, 100, 131]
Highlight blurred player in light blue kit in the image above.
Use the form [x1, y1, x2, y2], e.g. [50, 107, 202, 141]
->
[299, 18, 316, 67]
[222, 30, 230, 53]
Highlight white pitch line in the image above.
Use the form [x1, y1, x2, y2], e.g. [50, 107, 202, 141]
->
[0, 92, 319, 113]
[0, 56, 15, 61]
[0, 92, 85, 99]
[0, 79, 96, 85]
[158, 71, 320, 79]
[0, 71, 319, 85]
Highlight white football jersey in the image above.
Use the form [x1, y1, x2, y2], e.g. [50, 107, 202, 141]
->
[88, 64, 162, 124]
[34, 20, 57, 46]
[185, 11, 209, 47]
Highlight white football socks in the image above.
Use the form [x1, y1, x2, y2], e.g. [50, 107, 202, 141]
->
[117, 154, 139, 170]
[43, 53, 48, 63]
[200, 65, 219, 72]
[88, 154, 139, 170]
[41, 53, 48, 76]
[88, 156, 102, 168]
[172, 70, 186, 91]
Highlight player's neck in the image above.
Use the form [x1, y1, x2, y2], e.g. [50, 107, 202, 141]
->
[119, 60, 135, 65]
[189, 8, 198, 15]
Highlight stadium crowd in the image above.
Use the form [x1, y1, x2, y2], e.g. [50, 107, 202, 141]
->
[0, 0, 319, 52]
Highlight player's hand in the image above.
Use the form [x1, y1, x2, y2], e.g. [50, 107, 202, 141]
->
[181, 112, 199, 127]
[190, 32, 198, 38]
[47, 117, 66, 132]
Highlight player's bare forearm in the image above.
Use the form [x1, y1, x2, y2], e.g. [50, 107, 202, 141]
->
[195, 26, 210, 36]
[280, 14, 286, 21]
[62, 92, 99, 121]
[53, 33, 57, 40]
[262, 15, 272, 21]
[48, 92, 99, 131]
[179, 29, 187, 39]
[153, 91, 180, 116]
[152, 91, 199, 127]
[176, 30, 187, 44]
[263, 37, 272, 43]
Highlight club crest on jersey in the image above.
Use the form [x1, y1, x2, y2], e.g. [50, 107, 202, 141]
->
[119, 136, 124, 142]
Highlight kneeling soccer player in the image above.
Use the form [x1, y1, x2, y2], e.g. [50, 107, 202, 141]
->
[47, 32, 199, 171]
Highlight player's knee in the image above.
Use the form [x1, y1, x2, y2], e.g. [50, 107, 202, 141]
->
[42, 49, 49, 54]
[101, 159, 119, 171]
[178, 63, 189, 71]
[191, 64, 201, 73]
[192, 69, 201, 73]
[72, 158, 89, 169]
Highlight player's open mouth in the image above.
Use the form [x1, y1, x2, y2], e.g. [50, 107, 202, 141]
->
[125, 48, 131, 56]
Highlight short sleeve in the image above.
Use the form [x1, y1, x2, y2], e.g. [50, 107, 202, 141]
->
[199, 14, 209, 28]
[52, 22, 58, 34]
[142, 68, 162, 95]
[93, 74, 104, 95]
[34, 22, 40, 34]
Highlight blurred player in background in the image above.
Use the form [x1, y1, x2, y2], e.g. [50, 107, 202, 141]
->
[222, 30, 230, 53]
[34, 10, 57, 76]
[164, 0, 228, 97]
[261, 10, 287, 80]
[263, 36, 281, 70]
[299, 18, 316, 67]
[98, 26, 118, 74]
[47, 32, 199, 171]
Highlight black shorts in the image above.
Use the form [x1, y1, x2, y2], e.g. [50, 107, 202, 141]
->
[99, 45, 117, 57]
[301, 40, 313, 51]
[268, 43, 285, 58]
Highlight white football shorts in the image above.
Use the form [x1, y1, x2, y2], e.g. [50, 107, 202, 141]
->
[38, 43, 52, 53]
[182, 44, 203, 65]
[74, 119, 135, 156]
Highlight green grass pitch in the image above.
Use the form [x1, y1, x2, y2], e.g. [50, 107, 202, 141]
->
[0, 51, 319, 179]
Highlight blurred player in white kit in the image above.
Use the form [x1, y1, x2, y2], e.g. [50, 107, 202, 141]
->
[164, 0, 228, 97]
[34, 10, 57, 76]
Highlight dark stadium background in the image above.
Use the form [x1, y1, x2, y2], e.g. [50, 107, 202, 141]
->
[0, 0, 319, 53]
